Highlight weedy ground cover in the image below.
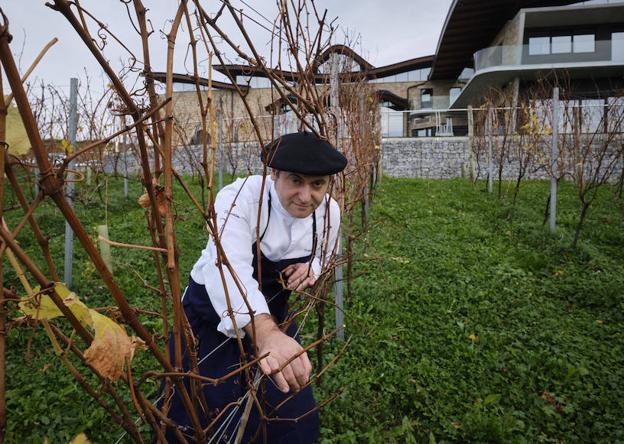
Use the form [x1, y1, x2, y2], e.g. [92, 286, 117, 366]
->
[318, 178, 624, 443]
[3, 175, 623, 443]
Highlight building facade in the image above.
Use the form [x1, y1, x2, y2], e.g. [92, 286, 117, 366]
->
[156, 0, 624, 148]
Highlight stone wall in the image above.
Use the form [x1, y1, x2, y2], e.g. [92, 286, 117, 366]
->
[102, 141, 265, 176]
[103, 136, 623, 182]
[380, 136, 624, 181]
[381, 137, 470, 178]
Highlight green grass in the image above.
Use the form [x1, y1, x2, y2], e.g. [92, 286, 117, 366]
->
[317, 178, 624, 443]
[3, 174, 624, 442]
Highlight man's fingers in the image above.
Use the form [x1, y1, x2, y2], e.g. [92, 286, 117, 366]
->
[291, 356, 308, 387]
[282, 264, 297, 277]
[287, 268, 305, 282]
[280, 364, 299, 392]
[259, 357, 273, 376]
[263, 356, 290, 393]
[271, 369, 290, 393]
[301, 351, 313, 378]
[295, 276, 315, 292]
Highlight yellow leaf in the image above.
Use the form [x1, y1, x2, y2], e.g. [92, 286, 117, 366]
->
[468, 333, 480, 343]
[19, 283, 92, 325]
[84, 310, 144, 381]
[18, 284, 143, 381]
[54, 283, 92, 325]
[61, 138, 74, 155]
[19, 287, 62, 320]
[5, 104, 31, 156]
[69, 433, 91, 444]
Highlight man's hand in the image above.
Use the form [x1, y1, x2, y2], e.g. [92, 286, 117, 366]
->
[282, 262, 316, 292]
[245, 314, 312, 393]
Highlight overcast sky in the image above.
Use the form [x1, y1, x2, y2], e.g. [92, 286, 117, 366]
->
[2, 1, 453, 93]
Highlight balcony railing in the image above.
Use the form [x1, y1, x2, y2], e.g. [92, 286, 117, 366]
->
[473, 39, 624, 72]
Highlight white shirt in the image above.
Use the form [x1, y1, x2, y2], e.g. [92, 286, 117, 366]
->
[190, 175, 341, 338]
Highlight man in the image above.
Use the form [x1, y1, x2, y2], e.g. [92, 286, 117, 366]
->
[162, 131, 347, 443]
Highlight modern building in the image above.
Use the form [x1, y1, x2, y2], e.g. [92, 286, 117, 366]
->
[155, 0, 624, 143]
[442, 0, 624, 116]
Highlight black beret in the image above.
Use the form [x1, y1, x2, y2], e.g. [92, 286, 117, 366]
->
[261, 132, 347, 175]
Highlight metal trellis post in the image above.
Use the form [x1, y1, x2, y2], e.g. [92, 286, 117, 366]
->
[550, 87, 559, 233]
[64, 77, 78, 287]
[218, 109, 223, 192]
[330, 53, 345, 341]
[486, 107, 493, 193]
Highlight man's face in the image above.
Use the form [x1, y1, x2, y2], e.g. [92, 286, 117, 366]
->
[271, 170, 330, 218]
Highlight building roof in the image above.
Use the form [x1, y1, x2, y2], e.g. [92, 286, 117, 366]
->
[146, 72, 249, 91]
[212, 45, 434, 82]
[429, 0, 586, 81]
[375, 90, 409, 110]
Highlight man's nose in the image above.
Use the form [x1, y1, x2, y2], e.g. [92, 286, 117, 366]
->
[299, 185, 312, 202]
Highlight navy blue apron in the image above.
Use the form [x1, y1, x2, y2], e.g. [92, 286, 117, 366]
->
[160, 193, 320, 443]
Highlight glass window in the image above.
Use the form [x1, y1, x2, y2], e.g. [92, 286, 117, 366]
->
[573, 34, 595, 53]
[407, 70, 420, 81]
[380, 106, 404, 137]
[395, 72, 409, 82]
[415, 128, 433, 137]
[449, 87, 462, 105]
[581, 99, 604, 133]
[420, 89, 433, 109]
[612, 32, 624, 61]
[607, 96, 624, 133]
[458, 67, 474, 80]
[551, 36, 572, 54]
[236, 75, 250, 85]
[529, 37, 550, 55]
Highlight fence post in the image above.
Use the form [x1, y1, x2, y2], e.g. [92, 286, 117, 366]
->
[218, 109, 223, 192]
[467, 105, 475, 181]
[486, 106, 493, 193]
[64, 77, 78, 287]
[330, 53, 345, 342]
[549, 87, 559, 233]
[359, 93, 369, 231]
[122, 115, 129, 198]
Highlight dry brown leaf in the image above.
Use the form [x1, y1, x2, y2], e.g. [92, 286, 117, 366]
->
[137, 189, 168, 216]
[18, 284, 144, 381]
[137, 192, 150, 209]
[84, 310, 144, 381]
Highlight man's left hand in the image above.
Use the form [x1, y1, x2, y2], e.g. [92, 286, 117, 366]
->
[282, 263, 316, 291]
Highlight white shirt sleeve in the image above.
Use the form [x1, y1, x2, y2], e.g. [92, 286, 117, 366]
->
[193, 180, 270, 338]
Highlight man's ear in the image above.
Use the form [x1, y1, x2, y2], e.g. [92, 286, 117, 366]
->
[270, 169, 279, 181]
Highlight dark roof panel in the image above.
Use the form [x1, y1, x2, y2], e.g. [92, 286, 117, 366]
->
[430, 0, 586, 80]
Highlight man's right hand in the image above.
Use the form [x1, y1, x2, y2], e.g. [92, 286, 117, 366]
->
[244, 314, 312, 393]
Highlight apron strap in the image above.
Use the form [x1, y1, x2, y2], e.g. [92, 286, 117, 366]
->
[259, 191, 272, 242]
